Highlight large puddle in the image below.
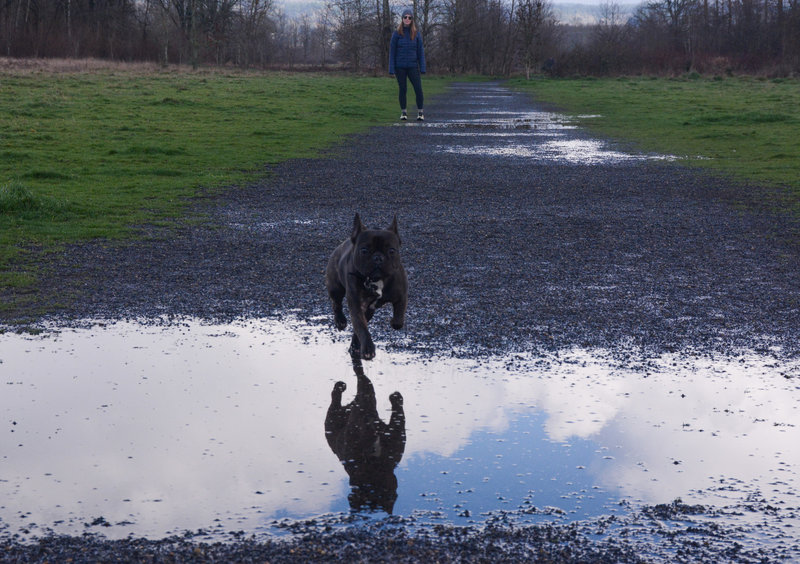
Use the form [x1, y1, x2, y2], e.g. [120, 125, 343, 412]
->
[2, 319, 799, 544]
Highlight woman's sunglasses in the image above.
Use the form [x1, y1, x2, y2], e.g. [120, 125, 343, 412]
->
[403, 15, 413, 20]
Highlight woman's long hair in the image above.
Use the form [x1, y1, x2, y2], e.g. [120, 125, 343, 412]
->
[397, 17, 417, 40]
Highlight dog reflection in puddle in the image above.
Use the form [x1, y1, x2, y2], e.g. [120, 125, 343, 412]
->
[325, 359, 406, 513]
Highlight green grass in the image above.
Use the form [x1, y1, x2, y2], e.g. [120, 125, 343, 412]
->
[509, 76, 800, 195]
[0, 69, 450, 305]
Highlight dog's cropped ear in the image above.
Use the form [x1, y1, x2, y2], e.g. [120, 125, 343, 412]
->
[388, 215, 401, 245]
[351, 213, 366, 242]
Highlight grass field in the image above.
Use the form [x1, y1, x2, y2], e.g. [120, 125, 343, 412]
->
[509, 75, 800, 195]
[0, 63, 450, 300]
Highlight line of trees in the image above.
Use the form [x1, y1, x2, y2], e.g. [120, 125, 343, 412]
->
[1, 0, 799, 73]
[568, 0, 800, 74]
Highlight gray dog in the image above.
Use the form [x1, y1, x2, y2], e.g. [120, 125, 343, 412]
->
[325, 214, 408, 360]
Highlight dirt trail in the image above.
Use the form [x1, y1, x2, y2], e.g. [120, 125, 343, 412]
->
[12, 81, 799, 361]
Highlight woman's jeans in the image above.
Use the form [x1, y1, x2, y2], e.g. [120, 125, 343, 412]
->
[395, 67, 423, 110]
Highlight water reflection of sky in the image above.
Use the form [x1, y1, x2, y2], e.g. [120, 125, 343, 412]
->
[435, 139, 676, 164]
[408, 82, 681, 164]
[1, 319, 798, 539]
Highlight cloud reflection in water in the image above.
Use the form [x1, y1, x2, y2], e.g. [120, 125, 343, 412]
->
[1, 319, 797, 538]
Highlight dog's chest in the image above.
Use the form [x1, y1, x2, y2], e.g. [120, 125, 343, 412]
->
[360, 279, 385, 314]
[365, 279, 384, 300]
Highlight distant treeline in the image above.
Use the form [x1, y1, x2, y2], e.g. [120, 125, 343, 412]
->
[1, 0, 798, 75]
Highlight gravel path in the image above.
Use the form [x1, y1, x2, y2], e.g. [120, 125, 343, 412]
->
[3, 81, 800, 562]
[8, 82, 799, 360]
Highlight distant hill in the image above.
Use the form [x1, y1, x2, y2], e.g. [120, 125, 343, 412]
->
[278, 0, 640, 25]
[280, 0, 323, 18]
[553, 2, 639, 25]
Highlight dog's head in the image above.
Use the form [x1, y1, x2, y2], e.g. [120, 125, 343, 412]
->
[350, 214, 402, 286]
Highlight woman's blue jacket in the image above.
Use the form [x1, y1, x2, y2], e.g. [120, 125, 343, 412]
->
[389, 27, 426, 74]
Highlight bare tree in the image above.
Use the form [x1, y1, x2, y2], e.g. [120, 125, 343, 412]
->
[516, 0, 555, 78]
[314, 3, 336, 66]
[375, 0, 390, 69]
[501, 0, 518, 76]
[233, 0, 273, 66]
[329, 0, 374, 70]
[592, 1, 628, 73]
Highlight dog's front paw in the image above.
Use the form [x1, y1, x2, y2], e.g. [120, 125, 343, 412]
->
[390, 316, 405, 330]
[389, 391, 403, 408]
[361, 341, 376, 361]
[334, 312, 348, 331]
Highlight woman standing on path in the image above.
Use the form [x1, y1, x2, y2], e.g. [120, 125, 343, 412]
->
[389, 8, 426, 121]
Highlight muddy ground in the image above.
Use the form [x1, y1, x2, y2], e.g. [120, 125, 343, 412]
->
[2, 82, 799, 562]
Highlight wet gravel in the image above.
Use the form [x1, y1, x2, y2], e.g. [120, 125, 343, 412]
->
[6, 84, 799, 360]
[2, 505, 797, 563]
[2, 82, 800, 561]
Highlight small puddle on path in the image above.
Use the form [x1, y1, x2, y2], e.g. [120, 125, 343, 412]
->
[1, 319, 799, 542]
[408, 83, 680, 164]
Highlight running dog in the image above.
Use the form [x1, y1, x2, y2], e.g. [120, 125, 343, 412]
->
[325, 214, 408, 360]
